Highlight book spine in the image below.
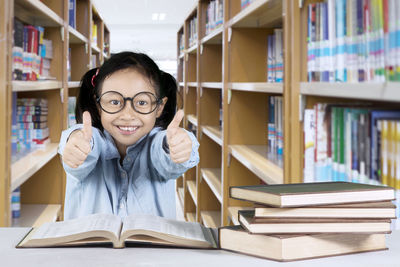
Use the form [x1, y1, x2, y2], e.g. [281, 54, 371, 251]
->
[304, 109, 316, 182]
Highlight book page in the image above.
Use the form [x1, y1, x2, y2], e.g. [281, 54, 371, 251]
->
[122, 214, 216, 246]
[31, 213, 122, 240]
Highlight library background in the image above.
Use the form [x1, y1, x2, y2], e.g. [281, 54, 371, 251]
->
[0, 0, 399, 232]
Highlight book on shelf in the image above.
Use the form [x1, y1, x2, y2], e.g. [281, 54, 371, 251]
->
[253, 201, 396, 219]
[230, 182, 395, 207]
[17, 213, 218, 249]
[306, 0, 400, 82]
[238, 210, 392, 234]
[219, 225, 387, 262]
[69, 0, 76, 28]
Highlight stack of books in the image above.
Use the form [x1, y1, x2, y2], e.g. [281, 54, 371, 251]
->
[220, 182, 396, 262]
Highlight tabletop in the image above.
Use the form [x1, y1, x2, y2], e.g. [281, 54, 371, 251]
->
[1, 228, 400, 267]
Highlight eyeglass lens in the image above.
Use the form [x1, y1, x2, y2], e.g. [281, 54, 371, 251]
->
[99, 91, 158, 114]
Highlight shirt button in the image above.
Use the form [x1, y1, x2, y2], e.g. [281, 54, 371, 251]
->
[121, 172, 127, 179]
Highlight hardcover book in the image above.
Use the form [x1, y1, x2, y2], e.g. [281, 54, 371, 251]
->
[219, 226, 387, 262]
[239, 210, 392, 234]
[17, 213, 218, 249]
[230, 182, 395, 207]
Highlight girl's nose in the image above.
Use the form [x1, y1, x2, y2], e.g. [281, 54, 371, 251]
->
[119, 101, 137, 118]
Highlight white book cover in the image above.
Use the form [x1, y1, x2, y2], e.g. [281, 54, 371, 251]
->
[304, 109, 315, 183]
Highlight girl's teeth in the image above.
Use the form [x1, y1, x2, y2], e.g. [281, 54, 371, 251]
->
[119, 126, 137, 131]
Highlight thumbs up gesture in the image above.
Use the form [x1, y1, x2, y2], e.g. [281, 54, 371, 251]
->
[62, 111, 93, 168]
[166, 110, 192, 164]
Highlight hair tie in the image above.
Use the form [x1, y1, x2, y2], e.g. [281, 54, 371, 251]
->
[91, 69, 99, 87]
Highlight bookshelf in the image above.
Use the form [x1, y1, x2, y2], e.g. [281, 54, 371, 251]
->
[177, 0, 289, 226]
[0, 0, 110, 227]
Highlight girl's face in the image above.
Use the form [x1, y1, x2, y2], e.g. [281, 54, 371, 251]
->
[99, 69, 167, 156]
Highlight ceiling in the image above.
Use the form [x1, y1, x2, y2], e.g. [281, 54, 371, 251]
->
[92, 0, 197, 62]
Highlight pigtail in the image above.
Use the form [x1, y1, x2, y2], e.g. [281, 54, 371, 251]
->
[155, 71, 178, 129]
[75, 68, 103, 131]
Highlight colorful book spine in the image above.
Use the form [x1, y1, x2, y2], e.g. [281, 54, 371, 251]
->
[11, 187, 20, 219]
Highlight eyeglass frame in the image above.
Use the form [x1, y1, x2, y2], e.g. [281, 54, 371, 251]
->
[96, 90, 164, 115]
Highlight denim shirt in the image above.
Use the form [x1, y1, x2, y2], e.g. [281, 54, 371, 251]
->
[58, 125, 199, 220]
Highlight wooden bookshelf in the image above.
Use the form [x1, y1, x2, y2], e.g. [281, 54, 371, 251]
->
[12, 204, 61, 227]
[12, 81, 63, 92]
[178, 0, 287, 227]
[202, 126, 222, 146]
[186, 212, 196, 223]
[187, 180, 197, 206]
[200, 210, 221, 228]
[11, 143, 59, 192]
[229, 145, 283, 184]
[0, 0, 110, 226]
[200, 168, 222, 203]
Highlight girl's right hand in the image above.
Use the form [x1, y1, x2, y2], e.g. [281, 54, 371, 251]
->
[62, 111, 92, 168]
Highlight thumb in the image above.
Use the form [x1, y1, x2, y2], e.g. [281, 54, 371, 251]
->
[167, 109, 184, 131]
[82, 111, 92, 141]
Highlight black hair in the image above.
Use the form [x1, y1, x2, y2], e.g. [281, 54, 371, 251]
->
[75, 51, 178, 131]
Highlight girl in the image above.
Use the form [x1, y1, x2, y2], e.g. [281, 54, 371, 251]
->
[58, 52, 199, 220]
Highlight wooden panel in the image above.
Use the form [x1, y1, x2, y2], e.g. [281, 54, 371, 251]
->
[200, 44, 222, 82]
[228, 157, 263, 207]
[0, 0, 13, 227]
[201, 27, 223, 44]
[76, 0, 90, 38]
[41, 0, 64, 19]
[70, 43, 89, 81]
[202, 126, 222, 146]
[229, 82, 283, 93]
[186, 212, 196, 222]
[21, 156, 64, 204]
[45, 27, 63, 80]
[187, 54, 197, 82]
[11, 143, 58, 192]
[229, 145, 284, 184]
[229, 28, 273, 82]
[200, 87, 221, 126]
[184, 87, 197, 119]
[12, 81, 62, 92]
[201, 168, 222, 203]
[187, 114, 198, 127]
[14, 0, 63, 26]
[228, 0, 282, 28]
[199, 134, 221, 168]
[200, 210, 221, 228]
[12, 204, 61, 227]
[228, 91, 268, 144]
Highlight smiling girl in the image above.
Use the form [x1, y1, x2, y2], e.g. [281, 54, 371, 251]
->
[58, 52, 199, 220]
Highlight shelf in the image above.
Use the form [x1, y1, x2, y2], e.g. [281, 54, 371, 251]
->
[200, 211, 221, 228]
[177, 187, 184, 208]
[11, 143, 59, 192]
[228, 0, 282, 28]
[201, 27, 223, 44]
[186, 212, 196, 223]
[179, 82, 184, 87]
[229, 82, 283, 94]
[69, 26, 88, 44]
[14, 0, 64, 27]
[201, 168, 222, 203]
[179, 53, 184, 59]
[202, 126, 222, 146]
[300, 82, 400, 102]
[186, 114, 198, 127]
[68, 81, 81, 88]
[187, 82, 198, 87]
[227, 206, 254, 226]
[11, 204, 61, 227]
[187, 44, 197, 54]
[201, 82, 222, 89]
[229, 145, 283, 184]
[12, 81, 62, 92]
[91, 45, 101, 54]
[187, 180, 197, 206]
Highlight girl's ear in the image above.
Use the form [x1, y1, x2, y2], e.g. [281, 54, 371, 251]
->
[156, 97, 168, 118]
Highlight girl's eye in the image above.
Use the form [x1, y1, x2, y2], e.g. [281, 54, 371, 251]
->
[137, 100, 148, 106]
[110, 100, 121, 106]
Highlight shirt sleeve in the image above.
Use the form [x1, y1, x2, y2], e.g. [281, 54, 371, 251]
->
[150, 129, 199, 180]
[58, 124, 101, 181]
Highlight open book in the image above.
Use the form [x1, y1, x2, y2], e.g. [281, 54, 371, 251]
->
[16, 213, 218, 249]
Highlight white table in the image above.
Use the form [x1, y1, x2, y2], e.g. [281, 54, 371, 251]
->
[1, 228, 400, 267]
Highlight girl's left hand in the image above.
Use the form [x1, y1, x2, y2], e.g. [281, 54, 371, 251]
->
[166, 110, 192, 163]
